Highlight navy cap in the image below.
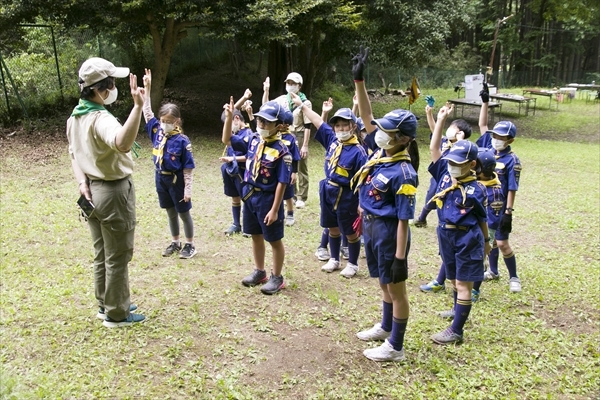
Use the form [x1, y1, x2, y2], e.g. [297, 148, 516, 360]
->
[489, 120, 517, 138]
[356, 117, 365, 132]
[477, 148, 496, 172]
[443, 140, 478, 164]
[255, 101, 292, 125]
[371, 109, 417, 138]
[329, 108, 357, 125]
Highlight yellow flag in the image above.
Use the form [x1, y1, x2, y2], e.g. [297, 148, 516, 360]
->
[409, 76, 421, 105]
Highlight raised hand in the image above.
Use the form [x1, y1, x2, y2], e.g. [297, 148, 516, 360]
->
[352, 46, 370, 81]
[129, 73, 144, 107]
[244, 88, 252, 99]
[289, 92, 303, 107]
[480, 82, 490, 103]
[263, 77, 270, 92]
[322, 97, 333, 113]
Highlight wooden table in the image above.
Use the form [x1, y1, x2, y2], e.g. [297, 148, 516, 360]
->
[489, 93, 536, 116]
[447, 98, 502, 124]
[522, 89, 559, 110]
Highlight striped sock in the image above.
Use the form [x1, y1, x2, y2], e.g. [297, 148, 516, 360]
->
[503, 252, 518, 278]
[451, 298, 472, 336]
[347, 236, 361, 265]
[489, 247, 500, 275]
[388, 317, 408, 351]
[329, 233, 342, 261]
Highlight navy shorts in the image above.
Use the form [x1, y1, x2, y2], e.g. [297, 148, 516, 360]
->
[155, 171, 191, 213]
[319, 179, 359, 235]
[494, 227, 510, 241]
[242, 189, 284, 242]
[283, 183, 294, 201]
[363, 217, 411, 285]
[221, 163, 244, 197]
[437, 226, 484, 282]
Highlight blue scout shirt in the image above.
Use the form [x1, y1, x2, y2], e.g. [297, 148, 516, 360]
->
[146, 117, 195, 172]
[493, 146, 521, 198]
[429, 159, 488, 227]
[358, 150, 418, 220]
[281, 132, 301, 168]
[230, 133, 292, 192]
[225, 127, 253, 171]
[479, 173, 504, 230]
[476, 131, 492, 149]
[315, 124, 367, 187]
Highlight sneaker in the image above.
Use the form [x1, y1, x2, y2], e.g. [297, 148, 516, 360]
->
[162, 242, 181, 257]
[285, 214, 295, 226]
[242, 232, 251, 238]
[483, 270, 500, 281]
[321, 258, 341, 273]
[431, 327, 463, 345]
[340, 262, 359, 278]
[509, 277, 522, 292]
[356, 323, 390, 341]
[260, 274, 286, 295]
[241, 269, 268, 287]
[341, 246, 349, 260]
[413, 219, 427, 228]
[471, 289, 480, 303]
[224, 224, 241, 236]
[179, 243, 197, 259]
[103, 313, 146, 328]
[419, 279, 445, 293]
[315, 247, 330, 261]
[363, 339, 405, 362]
[96, 304, 138, 320]
[295, 200, 306, 209]
[438, 309, 455, 320]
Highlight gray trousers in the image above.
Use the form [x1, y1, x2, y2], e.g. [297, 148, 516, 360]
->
[87, 176, 136, 321]
[294, 130, 309, 201]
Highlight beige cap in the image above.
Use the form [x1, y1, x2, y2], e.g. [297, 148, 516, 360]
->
[284, 72, 303, 85]
[78, 57, 129, 90]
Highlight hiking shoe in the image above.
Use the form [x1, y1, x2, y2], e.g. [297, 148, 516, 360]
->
[224, 224, 241, 236]
[260, 274, 286, 295]
[179, 243, 197, 259]
[96, 304, 138, 320]
[285, 214, 295, 226]
[438, 309, 455, 320]
[420, 279, 445, 293]
[341, 246, 349, 260]
[340, 262, 359, 278]
[315, 247, 330, 261]
[431, 327, 463, 345]
[241, 269, 268, 287]
[162, 242, 181, 257]
[472, 289, 480, 303]
[356, 323, 390, 341]
[363, 339, 405, 362]
[509, 277, 522, 293]
[413, 219, 427, 228]
[295, 200, 306, 209]
[103, 313, 146, 328]
[483, 270, 500, 281]
[321, 258, 341, 273]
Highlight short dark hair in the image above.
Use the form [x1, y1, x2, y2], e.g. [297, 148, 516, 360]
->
[79, 76, 115, 100]
[450, 119, 472, 139]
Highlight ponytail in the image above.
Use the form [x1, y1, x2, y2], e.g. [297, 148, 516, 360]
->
[407, 140, 420, 172]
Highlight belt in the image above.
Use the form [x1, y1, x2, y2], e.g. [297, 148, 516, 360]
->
[439, 223, 470, 231]
[89, 176, 129, 184]
[242, 186, 264, 202]
[327, 180, 349, 188]
[157, 170, 175, 175]
[363, 214, 395, 221]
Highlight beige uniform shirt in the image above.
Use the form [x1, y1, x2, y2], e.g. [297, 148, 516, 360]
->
[274, 94, 312, 134]
[67, 111, 134, 181]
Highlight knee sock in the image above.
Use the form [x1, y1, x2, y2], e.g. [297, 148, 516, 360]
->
[342, 235, 348, 248]
[179, 210, 194, 240]
[503, 251, 518, 278]
[452, 287, 458, 310]
[166, 207, 179, 237]
[489, 247, 500, 275]
[451, 298, 472, 336]
[436, 263, 447, 284]
[329, 233, 341, 261]
[232, 203, 241, 227]
[473, 280, 482, 291]
[388, 317, 408, 351]
[319, 229, 329, 248]
[381, 301, 393, 332]
[347, 236, 361, 265]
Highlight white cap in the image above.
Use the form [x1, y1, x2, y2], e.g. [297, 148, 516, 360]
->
[284, 72, 303, 85]
[78, 57, 129, 90]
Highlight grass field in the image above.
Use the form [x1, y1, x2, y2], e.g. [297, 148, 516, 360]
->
[0, 96, 599, 399]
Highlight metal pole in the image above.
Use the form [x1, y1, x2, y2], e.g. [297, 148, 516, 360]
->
[50, 26, 64, 102]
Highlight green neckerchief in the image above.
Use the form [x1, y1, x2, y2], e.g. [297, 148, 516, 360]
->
[71, 99, 111, 117]
[287, 92, 307, 111]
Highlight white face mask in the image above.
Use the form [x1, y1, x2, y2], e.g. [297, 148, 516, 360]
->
[286, 84, 299, 94]
[374, 130, 397, 149]
[492, 138, 508, 151]
[160, 122, 175, 133]
[232, 122, 241, 133]
[102, 87, 118, 105]
[448, 164, 470, 178]
[336, 131, 352, 142]
[445, 127, 457, 141]
[257, 127, 274, 138]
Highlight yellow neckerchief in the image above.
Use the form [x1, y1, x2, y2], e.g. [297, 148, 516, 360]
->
[479, 172, 501, 187]
[252, 133, 281, 181]
[428, 172, 477, 208]
[351, 148, 411, 192]
[155, 126, 182, 169]
[328, 135, 360, 176]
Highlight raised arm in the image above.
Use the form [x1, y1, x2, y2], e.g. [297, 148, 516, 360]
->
[261, 77, 270, 105]
[479, 83, 490, 133]
[115, 73, 143, 152]
[430, 103, 453, 162]
[290, 92, 323, 129]
[321, 97, 333, 121]
[425, 105, 436, 132]
[352, 47, 376, 135]
[221, 96, 234, 146]
[142, 68, 154, 123]
[235, 89, 252, 110]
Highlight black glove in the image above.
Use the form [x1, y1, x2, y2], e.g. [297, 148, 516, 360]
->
[390, 257, 408, 284]
[499, 212, 512, 234]
[352, 46, 369, 81]
[480, 82, 490, 103]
